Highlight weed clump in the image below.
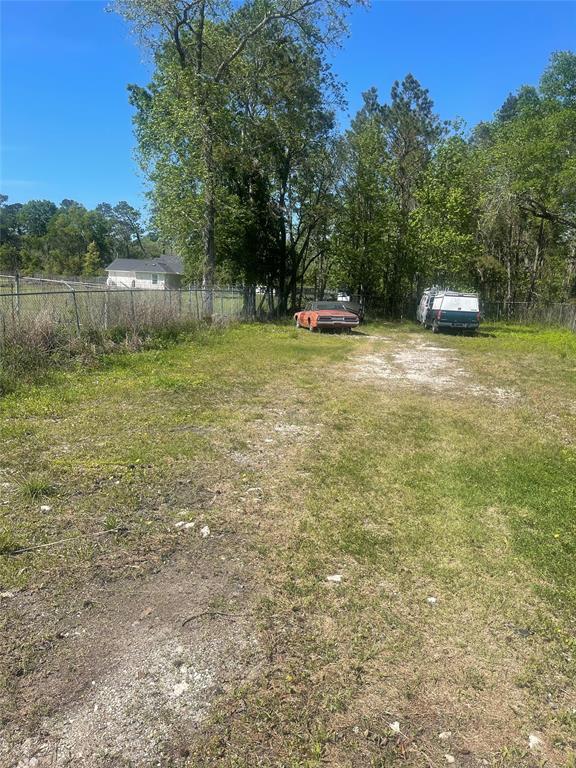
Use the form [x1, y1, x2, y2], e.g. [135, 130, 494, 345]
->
[0, 529, 22, 555]
[0, 318, 216, 395]
[18, 477, 56, 501]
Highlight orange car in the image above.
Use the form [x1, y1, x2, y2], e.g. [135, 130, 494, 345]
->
[294, 301, 360, 332]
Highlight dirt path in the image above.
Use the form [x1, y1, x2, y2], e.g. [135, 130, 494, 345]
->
[352, 336, 518, 403]
[4, 549, 256, 768]
[0, 372, 316, 767]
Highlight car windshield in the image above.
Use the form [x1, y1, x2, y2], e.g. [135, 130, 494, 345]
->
[311, 302, 348, 310]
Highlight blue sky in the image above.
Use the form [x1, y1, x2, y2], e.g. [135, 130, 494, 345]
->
[1, 1, 575, 213]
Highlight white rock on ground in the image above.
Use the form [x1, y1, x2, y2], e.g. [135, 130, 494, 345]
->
[529, 734, 543, 750]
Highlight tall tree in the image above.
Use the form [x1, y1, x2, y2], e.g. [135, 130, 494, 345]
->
[383, 74, 445, 310]
[96, 201, 146, 257]
[115, 0, 356, 315]
[332, 89, 393, 300]
[17, 200, 58, 237]
[333, 75, 444, 313]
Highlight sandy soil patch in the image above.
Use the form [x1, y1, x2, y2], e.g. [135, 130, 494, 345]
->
[0, 544, 258, 768]
[352, 339, 518, 403]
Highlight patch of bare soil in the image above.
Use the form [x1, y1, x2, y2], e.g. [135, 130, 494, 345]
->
[352, 339, 518, 402]
[0, 543, 258, 768]
[0, 385, 315, 768]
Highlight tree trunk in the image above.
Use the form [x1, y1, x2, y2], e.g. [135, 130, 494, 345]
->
[202, 120, 216, 319]
[276, 152, 290, 316]
[525, 219, 545, 307]
[242, 284, 255, 319]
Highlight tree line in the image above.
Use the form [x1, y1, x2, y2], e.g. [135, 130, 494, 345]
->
[0, 197, 159, 277]
[3, 0, 575, 314]
[335, 54, 576, 312]
[114, 0, 575, 313]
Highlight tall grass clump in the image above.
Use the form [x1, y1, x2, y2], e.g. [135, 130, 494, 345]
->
[0, 317, 75, 395]
[0, 310, 224, 395]
[18, 476, 57, 501]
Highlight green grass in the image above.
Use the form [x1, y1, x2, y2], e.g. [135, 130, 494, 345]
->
[0, 324, 351, 591]
[187, 322, 576, 767]
[1, 321, 575, 766]
[17, 476, 57, 501]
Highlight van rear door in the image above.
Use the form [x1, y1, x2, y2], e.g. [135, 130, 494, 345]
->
[438, 295, 479, 327]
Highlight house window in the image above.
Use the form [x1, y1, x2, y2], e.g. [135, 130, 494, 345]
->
[152, 274, 158, 284]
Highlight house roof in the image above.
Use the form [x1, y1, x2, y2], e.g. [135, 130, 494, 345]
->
[106, 255, 184, 275]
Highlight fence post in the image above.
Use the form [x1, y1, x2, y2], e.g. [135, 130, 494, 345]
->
[71, 288, 81, 336]
[130, 290, 136, 325]
[14, 272, 20, 321]
[104, 290, 109, 330]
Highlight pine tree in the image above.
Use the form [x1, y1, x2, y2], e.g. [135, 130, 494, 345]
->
[82, 241, 101, 277]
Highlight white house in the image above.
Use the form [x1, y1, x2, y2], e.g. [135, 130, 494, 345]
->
[106, 255, 184, 290]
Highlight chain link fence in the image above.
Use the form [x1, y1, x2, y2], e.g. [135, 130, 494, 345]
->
[0, 282, 252, 347]
[482, 301, 576, 331]
[1, 275, 575, 346]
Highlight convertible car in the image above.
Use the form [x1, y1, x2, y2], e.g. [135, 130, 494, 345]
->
[294, 301, 360, 332]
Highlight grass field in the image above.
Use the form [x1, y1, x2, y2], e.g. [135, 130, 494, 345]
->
[0, 322, 575, 767]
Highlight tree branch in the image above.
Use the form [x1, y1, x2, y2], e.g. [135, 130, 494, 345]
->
[518, 195, 576, 230]
[214, 0, 322, 82]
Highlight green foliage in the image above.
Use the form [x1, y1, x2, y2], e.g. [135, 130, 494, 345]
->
[17, 199, 58, 237]
[332, 75, 446, 311]
[117, 0, 352, 311]
[540, 50, 576, 106]
[82, 241, 102, 276]
[333, 51, 576, 310]
[0, 196, 160, 277]
[411, 134, 481, 284]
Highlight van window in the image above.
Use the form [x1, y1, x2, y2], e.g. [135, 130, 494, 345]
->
[432, 296, 443, 309]
[442, 295, 479, 311]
